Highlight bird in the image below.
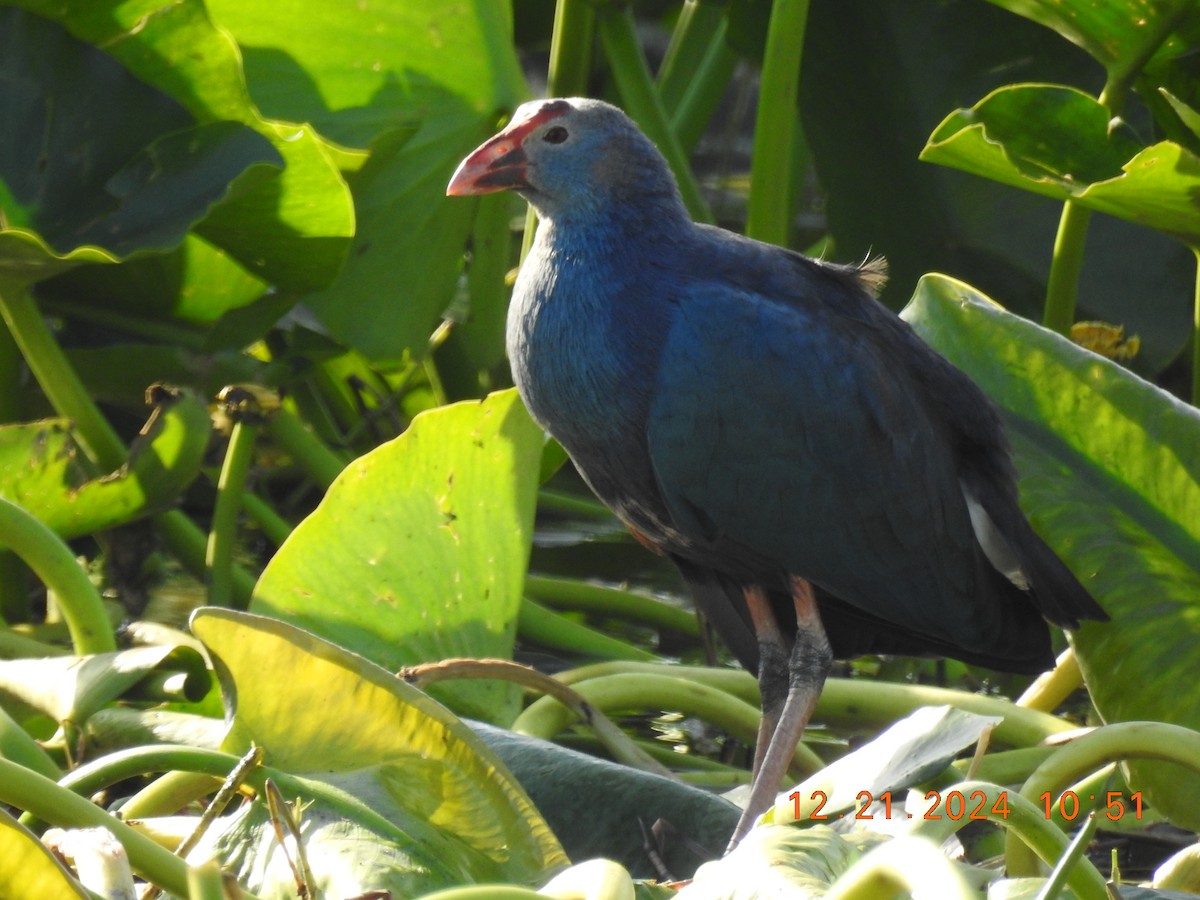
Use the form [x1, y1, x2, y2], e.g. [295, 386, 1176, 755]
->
[446, 97, 1108, 849]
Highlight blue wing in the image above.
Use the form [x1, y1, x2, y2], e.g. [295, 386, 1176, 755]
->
[645, 275, 1022, 653]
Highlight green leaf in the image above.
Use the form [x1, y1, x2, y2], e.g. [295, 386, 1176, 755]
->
[982, 0, 1200, 73]
[189, 607, 568, 895]
[17, 0, 356, 292]
[0, 391, 212, 541]
[0, 809, 87, 900]
[921, 84, 1200, 247]
[201, 0, 530, 359]
[0, 645, 209, 725]
[0, 10, 282, 286]
[794, 0, 1193, 371]
[902, 274, 1200, 831]
[252, 389, 544, 724]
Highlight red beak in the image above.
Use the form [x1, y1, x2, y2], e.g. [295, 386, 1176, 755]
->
[446, 129, 530, 196]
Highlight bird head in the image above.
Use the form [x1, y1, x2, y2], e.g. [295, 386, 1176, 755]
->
[447, 97, 685, 222]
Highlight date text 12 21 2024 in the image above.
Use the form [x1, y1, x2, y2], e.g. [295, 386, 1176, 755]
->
[789, 789, 1144, 822]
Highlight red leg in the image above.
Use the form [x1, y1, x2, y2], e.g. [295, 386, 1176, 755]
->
[729, 577, 831, 851]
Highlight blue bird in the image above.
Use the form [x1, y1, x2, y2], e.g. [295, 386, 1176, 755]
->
[448, 97, 1107, 848]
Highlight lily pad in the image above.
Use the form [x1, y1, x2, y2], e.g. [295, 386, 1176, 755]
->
[902, 274, 1200, 831]
[189, 607, 567, 897]
[252, 389, 544, 723]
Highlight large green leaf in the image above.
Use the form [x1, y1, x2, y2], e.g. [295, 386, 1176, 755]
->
[792, 0, 1193, 371]
[0, 391, 211, 541]
[0, 9, 281, 286]
[922, 84, 1200, 247]
[189, 607, 567, 897]
[11, 0, 356, 295]
[983, 0, 1200, 73]
[203, 0, 529, 360]
[902, 274, 1200, 831]
[252, 389, 544, 723]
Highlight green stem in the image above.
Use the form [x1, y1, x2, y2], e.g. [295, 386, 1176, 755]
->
[0, 702, 60, 780]
[154, 510, 255, 608]
[0, 308, 21, 422]
[524, 574, 698, 636]
[1043, 201, 1092, 334]
[548, 0, 595, 97]
[672, 33, 739, 154]
[555, 661, 1077, 747]
[1007, 721, 1200, 876]
[0, 281, 257, 604]
[658, 0, 728, 112]
[913, 780, 1107, 900]
[597, 6, 713, 222]
[513, 670, 824, 778]
[1043, 1, 1192, 332]
[241, 492, 293, 547]
[746, 0, 810, 245]
[0, 756, 199, 899]
[1192, 246, 1199, 404]
[517, 597, 656, 661]
[0, 497, 115, 655]
[205, 420, 260, 608]
[265, 406, 348, 490]
[0, 282, 125, 470]
[536, 488, 614, 520]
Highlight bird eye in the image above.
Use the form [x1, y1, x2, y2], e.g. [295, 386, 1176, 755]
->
[543, 126, 569, 144]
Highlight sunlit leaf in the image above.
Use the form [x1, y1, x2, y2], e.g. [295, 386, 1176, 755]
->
[982, 0, 1200, 73]
[0, 645, 209, 725]
[922, 84, 1200, 247]
[0, 391, 211, 541]
[903, 274, 1200, 831]
[0, 809, 87, 900]
[202, 0, 530, 359]
[189, 607, 568, 896]
[252, 389, 544, 723]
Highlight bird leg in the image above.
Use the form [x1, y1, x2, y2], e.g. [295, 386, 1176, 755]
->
[729, 577, 832, 851]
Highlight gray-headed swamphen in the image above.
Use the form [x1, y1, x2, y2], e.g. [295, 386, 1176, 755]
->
[447, 97, 1107, 849]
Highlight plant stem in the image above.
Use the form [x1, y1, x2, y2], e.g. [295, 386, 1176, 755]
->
[517, 597, 656, 661]
[206, 420, 260, 608]
[672, 33, 738, 154]
[747, 0, 810, 246]
[0, 756, 199, 899]
[1043, 201, 1092, 334]
[915, 780, 1108, 900]
[241, 492, 292, 547]
[1006, 721, 1200, 876]
[513, 670, 824, 778]
[155, 510, 255, 607]
[1043, 1, 1192, 332]
[658, 0, 728, 112]
[597, 6, 713, 222]
[0, 281, 125, 470]
[265, 406, 348, 490]
[548, 0, 595, 97]
[0, 703, 60, 780]
[0, 497, 115, 655]
[524, 574, 699, 636]
[1192, 246, 1199, 404]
